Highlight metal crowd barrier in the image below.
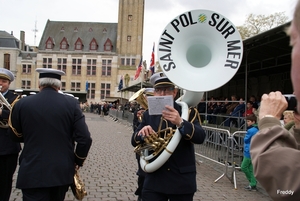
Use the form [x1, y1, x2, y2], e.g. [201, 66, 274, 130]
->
[108, 110, 246, 189]
[195, 126, 246, 189]
[229, 131, 247, 189]
[108, 109, 134, 129]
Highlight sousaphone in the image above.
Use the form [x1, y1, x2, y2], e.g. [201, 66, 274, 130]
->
[139, 9, 243, 173]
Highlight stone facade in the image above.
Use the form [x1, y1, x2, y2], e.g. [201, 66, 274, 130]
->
[0, 0, 145, 103]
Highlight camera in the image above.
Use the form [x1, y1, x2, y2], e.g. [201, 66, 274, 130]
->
[284, 94, 297, 112]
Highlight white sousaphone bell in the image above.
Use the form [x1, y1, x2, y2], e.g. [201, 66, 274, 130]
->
[139, 9, 243, 173]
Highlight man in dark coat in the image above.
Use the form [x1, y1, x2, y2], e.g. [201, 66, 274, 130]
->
[9, 68, 92, 201]
[132, 72, 206, 201]
[0, 68, 21, 201]
[131, 88, 153, 201]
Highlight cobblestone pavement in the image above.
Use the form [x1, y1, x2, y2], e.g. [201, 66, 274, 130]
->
[9, 112, 272, 201]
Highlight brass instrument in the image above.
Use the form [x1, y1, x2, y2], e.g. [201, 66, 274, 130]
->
[137, 9, 244, 173]
[0, 89, 12, 111]
[129, 88, 149, 122]
[71, 169, 87, 200]
[129, 88, 148, 110]
[134, 127, 174, 156]
[0, 86, 18, 128]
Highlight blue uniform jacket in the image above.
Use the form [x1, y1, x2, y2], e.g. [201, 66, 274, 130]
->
[0, 91, 20, 155]
[9, 87, 92, 189]
[132, 102, 206, 194]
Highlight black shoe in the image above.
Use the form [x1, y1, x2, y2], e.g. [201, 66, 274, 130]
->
[244, 185, 257, 191]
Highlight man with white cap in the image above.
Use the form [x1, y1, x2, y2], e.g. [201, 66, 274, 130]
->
[0, 68, 21, 201]
[9, 68, 92, 201]
[132, 72, 206, 201]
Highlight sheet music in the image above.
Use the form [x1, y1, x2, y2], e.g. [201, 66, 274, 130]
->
[147, 95, 174, 115]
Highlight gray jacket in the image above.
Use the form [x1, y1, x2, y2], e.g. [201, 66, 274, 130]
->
[251, 116, 300, 201]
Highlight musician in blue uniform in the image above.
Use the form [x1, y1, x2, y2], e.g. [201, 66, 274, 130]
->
[0, 68, 21, 201]
[131, 88, 154, 201]
[132, 72, 206, 201]
[9, 68, 92, 201]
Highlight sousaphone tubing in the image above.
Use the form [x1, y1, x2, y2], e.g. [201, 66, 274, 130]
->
[139, 9, 243, 173]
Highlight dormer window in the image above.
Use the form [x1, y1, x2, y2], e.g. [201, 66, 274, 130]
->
[103, 28, 107, 33]
[60, 37, 69, 50]
[89, 38, 98, 51]
[75, 38, 83, 50]
[104, 38, 113, 51]
[45, 37, 54, 49]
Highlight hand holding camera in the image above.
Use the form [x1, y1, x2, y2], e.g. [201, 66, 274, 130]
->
[259, 92, 288, 120]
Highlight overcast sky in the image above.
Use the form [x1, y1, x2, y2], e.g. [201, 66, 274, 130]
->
[1, 0, 297, 68]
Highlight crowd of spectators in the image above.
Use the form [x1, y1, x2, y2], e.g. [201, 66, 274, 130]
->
[80, 100, 142, 117]
[197, 95, 260, 128]
[80, 101, 113, 116]
[197, 94, 296, 132]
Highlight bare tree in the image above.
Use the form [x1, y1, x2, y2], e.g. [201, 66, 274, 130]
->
[237, 12, 289, 39]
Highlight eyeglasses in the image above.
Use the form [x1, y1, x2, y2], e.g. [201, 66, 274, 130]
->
[154, 87, 175, 93]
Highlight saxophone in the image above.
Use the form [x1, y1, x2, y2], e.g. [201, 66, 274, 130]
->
[70, 169, 87, 200]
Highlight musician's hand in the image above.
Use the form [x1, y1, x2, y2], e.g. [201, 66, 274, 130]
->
[138, 125, 155, 137]
[162, 105, 182, 126]
[137, 109, 144, 118]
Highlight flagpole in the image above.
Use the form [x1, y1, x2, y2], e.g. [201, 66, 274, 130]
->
[140, 57, 143, 89]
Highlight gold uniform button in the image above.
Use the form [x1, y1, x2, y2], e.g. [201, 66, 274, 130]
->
[167, 168, 170, 171]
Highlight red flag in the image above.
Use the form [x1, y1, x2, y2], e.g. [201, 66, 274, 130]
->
[150, 43, 155, 75]
[134, 57, 143, 80]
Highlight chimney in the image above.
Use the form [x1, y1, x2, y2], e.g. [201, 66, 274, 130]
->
[11, 31, 13, 35]
[20, 31, 25, 51]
